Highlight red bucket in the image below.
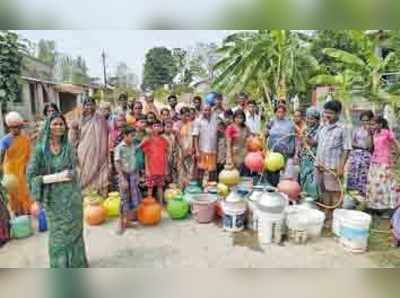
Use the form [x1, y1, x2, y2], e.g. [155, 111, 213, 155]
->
[191, 194, 218, 223]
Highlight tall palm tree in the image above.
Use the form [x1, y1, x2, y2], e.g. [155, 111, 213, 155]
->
[212, 30, 318, 112]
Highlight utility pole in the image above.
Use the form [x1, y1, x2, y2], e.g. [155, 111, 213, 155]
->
[102, 50, 107, 87]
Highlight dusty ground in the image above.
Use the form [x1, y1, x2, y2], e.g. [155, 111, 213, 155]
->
[0, 211, 379, 268]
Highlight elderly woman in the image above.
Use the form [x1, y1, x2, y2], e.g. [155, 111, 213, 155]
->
[28, 113, 88, 267]
[298, 107, 321, 199]
[69, 98, 110, 197]
[0, 112, 33, 215]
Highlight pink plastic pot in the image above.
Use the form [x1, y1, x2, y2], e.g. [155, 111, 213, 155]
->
[191, 194, 218, 223]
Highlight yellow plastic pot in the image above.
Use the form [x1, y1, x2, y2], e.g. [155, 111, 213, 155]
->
[103, 192, 121, 218]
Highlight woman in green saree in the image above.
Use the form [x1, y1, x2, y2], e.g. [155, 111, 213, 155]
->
[298, 107, 321, 200]
[28, 113, 88, 268]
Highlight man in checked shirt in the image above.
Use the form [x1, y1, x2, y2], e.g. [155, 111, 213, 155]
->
[315, 99, 352, 227]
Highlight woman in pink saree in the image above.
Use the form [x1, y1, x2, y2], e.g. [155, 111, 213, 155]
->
[69, 98, 110, 197]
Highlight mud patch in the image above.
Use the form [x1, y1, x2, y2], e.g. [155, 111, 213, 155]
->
[231, 230, 264, 253]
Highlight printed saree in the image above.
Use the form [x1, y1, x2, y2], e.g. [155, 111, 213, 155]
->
[28, 119, 88, 268]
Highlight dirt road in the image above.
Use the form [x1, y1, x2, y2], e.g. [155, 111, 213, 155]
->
[0, 213, 377, 268]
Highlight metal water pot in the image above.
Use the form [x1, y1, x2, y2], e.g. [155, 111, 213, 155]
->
[249, 185, 265, 202]
[247, 186, 265, 231]
[256, 186, 288, 214]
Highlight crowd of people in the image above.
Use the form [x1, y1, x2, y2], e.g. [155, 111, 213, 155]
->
[0, 91, 400, 268]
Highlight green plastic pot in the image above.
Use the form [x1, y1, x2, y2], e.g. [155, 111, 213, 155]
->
[167, 195, 189, 219]
[10, 215, 34, 239]
[183, 181, 203, 205]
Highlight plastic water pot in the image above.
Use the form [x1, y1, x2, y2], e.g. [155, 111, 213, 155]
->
[221, 200, 247, 232]
[38, 208, 48, 232]
[10, 216, 33, 239]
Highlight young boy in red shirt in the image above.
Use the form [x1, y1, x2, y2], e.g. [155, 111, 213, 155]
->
[140, 120, 169, 204]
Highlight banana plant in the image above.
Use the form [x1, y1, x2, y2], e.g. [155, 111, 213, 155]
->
[310, 42, 400, 122]
[212, 30, 319, 112]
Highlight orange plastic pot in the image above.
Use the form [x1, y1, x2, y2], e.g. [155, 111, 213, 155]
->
[85, 204, 107, 226]
[138, 196, 162, 225]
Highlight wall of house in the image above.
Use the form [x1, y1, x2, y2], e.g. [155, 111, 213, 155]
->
[7, 81, 60, 122]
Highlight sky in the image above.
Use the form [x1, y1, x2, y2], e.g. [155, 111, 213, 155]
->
[15, 0, 231, 28]
[17, 30, 234, 81]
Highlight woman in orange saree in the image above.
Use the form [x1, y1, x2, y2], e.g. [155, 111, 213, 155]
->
[0, 112, 32, 215]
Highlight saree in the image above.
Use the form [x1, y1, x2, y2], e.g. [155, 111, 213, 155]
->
[28, 119, 88, 268]
[109, 121, 124, 192]
[0, 186, 10, 247]
[178, 121, 194, 187]
[69, 113, 110, 196]
[1, 134, 33, 215]
[164, 133, 179, 184]
[366, 162, 400, 210]
[347, 127, 372, 196]
[298, 125, 320, 199]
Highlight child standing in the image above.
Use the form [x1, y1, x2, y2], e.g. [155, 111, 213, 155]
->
[140, 121, 169, 204]
[163, 119, 179, 185]
[133, 115, 147, 193]
[114, 126, 142, 234]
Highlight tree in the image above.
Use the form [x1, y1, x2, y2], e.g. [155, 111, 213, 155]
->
[0, 31, 26, 103]
[188, 42, 221, 81]
[53, 54, 90, 84]
[212, 30, 319, 112]
[142, 47, 177, 91]
[37, 39, 57, 66]
[310, 30, 365, 74]
[309, 32, 400, 122]
[71, 55, 89, 85]
[172, 48, 188, 84]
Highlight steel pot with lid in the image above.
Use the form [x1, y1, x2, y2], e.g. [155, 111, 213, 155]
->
[249, 185, 265, 203]
[256, 186, 288, 214]
[224, 188, 247, 211]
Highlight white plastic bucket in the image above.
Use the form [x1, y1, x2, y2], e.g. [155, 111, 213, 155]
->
[339, 210, 371, 253]
[222, 202, 247, 232]
[257, 210, 284, 244]
[332, 209, 349, 237]
[286, 208, 325, 240]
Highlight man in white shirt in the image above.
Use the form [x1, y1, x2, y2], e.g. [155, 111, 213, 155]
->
[232, 92, 249, 113]
[245, 100, 261, 135]
[193, 104, 219, 182]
